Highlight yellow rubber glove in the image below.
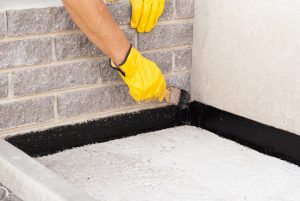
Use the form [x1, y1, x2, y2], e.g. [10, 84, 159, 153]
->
[130, 0, 165, 33]
[110, 45, 166, 102]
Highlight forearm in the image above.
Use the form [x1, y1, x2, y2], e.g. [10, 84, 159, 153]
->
[62, 0, 130, 64]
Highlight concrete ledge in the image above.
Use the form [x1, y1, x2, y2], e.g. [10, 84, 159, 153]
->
[0, 0, 63, 12]
[0, 139, 96, 201]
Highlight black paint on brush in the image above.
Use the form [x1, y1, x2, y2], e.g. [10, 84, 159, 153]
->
[6, 106, 185, 157]
[5, 101, 300, 167]
[178, 89, 191, 109]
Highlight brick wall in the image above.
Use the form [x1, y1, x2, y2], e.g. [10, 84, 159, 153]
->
[0, 0, 194, 136]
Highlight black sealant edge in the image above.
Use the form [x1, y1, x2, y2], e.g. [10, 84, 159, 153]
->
[5, 101, 300, 167]
[189, 101, 300, 166]
[6, 105, 186, 157]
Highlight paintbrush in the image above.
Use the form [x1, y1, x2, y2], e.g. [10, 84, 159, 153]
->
[165, 87, 191, 107]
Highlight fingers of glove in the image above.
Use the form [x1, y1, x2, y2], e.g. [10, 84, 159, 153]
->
[137, 0, 153, 33]
[150, 74, 165, 101]
[130, 0, 143, 29]
[144, 1, 160, 32]
[152, 0, 165, 30]
[129, 88, 144, 102]
[158, 78, 166, 101]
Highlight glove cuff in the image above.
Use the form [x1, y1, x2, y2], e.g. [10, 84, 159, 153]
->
[109, 44, 133, 77]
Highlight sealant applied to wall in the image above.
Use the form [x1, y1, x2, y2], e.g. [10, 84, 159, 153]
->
[0, 0, 194, 136]
[192, 0, 300, 135]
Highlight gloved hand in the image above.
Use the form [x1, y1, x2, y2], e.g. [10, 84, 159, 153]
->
[130, 0, 165, 33]
[110, 45, 166, 102]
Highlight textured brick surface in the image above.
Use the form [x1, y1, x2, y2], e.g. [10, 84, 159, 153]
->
[0, 74, 8, 99]
[160, 0, 175, 20]
[139, 24, 193, 50]
[57, 85, 134, 118]
[0, 1, 194, 132]
[55, 29, 136, 60]
[99, 59, 122, 83]
[143, 51, 173, 74]
[0, 13, 6, 38]
[55, 33, 102, 60]
[0, 38, 52, 69]
[107, 1, 131, 25]
[0, 97, 54, 129]
[7, 7, 76, 36]
[166, 73, 190, 91]
[12, 61, 99, 96]
[176, 0, 194, 18]
[174, 48, 192, 71]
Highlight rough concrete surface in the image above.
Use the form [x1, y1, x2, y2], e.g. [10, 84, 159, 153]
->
[0, 183, 22, 201]
[38, 126, 300, 201]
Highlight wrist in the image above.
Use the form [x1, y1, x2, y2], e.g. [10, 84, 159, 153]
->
[112, 40, 131, 65]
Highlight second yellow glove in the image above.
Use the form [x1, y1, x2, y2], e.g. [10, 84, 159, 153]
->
[130, 0, 165, 33]
[110, 45, 166, 102]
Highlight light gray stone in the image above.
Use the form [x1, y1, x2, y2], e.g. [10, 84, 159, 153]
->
[7, 7, 76, 36]
[123, 28, 138, 47]
[55, 29, 136, 60]
[174, 48, 192, 71]
[55, 33, 102, 60]
[107, 1, 131, 25]
[0, 12, 6, 38]
[0, 74, 8, 99]
[57, 85, 134, 118]
[143, 51, 173, 74]
[12, 61, 99, 96]
[139, 24, 193, 50]
[0, 38, 52, 69]
[99, 59, 122, 83]
[0, 97, 54, 129]
[176, 0, 194, 18]
[166, 73, 190, 91]
[160, 0, 175, 21]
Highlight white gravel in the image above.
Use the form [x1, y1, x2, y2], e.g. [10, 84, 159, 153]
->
[37, 126, 300, 201]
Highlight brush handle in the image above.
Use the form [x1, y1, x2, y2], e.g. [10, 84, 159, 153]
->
[165, 88, 172, 103]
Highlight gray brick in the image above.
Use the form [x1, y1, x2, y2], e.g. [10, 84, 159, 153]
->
[174, 48, 192, 71]
[166, 73, 190, 91]
[12, 61, 100, 96]
[0, 38, 52, 69]
[143, 51, 173, 74]
[107, 1, 131, 25]
[139, 23, 193, 50]
[0, 12, 6, 38]
[7, 7, 76, 36]
[176, 0, 194, 18]
[99, 59, 122, 83]
[0, 74, 8, 99]
[55, 29, 136, 60]
[160, 0, 175, 21]
[57, 85, 134, 118]
[124, 28, 138, 47]
[0, 97, 54, 129]
[55, 33, 102, 60]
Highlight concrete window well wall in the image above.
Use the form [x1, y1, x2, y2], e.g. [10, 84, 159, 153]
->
[192, 0, 300, 135]
[0, 0, 193, 137]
